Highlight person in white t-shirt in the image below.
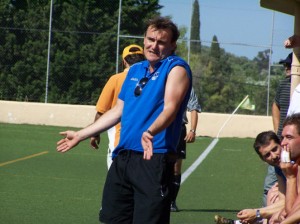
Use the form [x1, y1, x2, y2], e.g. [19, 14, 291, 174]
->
[287, 83, 300, 116]
[284, 35, 300, 116]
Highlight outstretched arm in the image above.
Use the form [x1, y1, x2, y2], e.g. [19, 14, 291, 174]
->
[238, 175, 286, 223]
[57, 99, 124, 153]
[237, 199, 285, 223]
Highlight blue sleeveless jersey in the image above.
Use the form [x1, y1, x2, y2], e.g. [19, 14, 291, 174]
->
[112, 55, 192, 157]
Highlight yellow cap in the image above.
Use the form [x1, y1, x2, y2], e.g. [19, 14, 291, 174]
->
[122, 44, 143, 59]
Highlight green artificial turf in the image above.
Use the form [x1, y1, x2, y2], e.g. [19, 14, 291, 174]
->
[0, 123, 267, 224]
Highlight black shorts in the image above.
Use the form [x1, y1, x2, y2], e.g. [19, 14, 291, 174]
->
[175, 125, 187, 159]
[99, 150, 175, 224]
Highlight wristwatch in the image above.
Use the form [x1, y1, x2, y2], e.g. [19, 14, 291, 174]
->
[190, 129, 196, 134]
[256, 209, 261, 220]
[146, 129, 153, 136]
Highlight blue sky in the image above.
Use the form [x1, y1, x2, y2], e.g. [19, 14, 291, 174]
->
[159, 0, 294, 64]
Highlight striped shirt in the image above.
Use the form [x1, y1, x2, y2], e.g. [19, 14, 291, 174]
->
[182, 87, 201, 124]
[274, 76, 291, 137]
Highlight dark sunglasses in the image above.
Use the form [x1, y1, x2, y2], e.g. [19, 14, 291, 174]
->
[134, 77, 149, 96]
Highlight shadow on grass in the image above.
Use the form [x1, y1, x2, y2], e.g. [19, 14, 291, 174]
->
[178, 208, 240, 213]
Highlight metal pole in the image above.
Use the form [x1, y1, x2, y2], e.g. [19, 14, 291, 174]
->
[116, 0, 122, 73]
[266, 11, 275, 116]
[187, 0, 193, 64]
[45, 0, 53, 103]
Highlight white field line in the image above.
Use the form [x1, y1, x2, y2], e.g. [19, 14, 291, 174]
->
[181, 138, 219, 184]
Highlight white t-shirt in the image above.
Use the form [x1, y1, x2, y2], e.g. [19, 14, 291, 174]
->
[287, 83, 300, 116]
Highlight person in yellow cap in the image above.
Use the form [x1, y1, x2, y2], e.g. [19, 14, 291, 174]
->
[90, 44, 144, 169]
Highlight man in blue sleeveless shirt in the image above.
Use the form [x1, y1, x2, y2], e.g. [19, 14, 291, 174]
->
[57, 16, 192, 224]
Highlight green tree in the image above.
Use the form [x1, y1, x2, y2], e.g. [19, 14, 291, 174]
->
[253, 49, 271, 75]
[0, 0, 49, 101]
[210, 35, 220, 60]
[0, 0, 162, 104]
[198, 36, 246, 113]
[190, 0, 201, 53]
[49, 0, 161, 104]
[0, 1, 277, 115]
[176, 26, 189, 60]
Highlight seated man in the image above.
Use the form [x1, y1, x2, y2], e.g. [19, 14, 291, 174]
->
[275, 113, 300, 223]
[215, 131, 286, 224]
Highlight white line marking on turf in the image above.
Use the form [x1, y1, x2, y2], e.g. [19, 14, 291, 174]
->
[181, 138, 219, 184]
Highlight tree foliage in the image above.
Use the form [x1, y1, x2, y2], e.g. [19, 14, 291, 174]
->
[254, 49, 271, 72]
[0, 0, 283, 115]
[179, 34, 282, 115]
[0, 0, 161, 104]
[190, 0, 201, 53]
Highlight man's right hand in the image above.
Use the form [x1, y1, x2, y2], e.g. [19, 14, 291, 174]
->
[57, 130, 80, 153]
[236, 209, 256, 223]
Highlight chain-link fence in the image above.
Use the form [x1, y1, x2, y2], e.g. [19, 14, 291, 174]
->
[0, 0, 292, 115]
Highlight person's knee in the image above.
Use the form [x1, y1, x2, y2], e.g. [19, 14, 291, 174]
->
[266, 182, 279, 206]
[174, 170, 181, 176]
[173, 160, 182, 175]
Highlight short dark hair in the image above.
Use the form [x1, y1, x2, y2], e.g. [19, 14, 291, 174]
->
[253, 131, 280, 160]
[283, 113, 300, 135]
[144, 16, 180, 43]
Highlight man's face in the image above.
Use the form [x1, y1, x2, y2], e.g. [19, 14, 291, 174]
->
[281, 124, 300, 163]
[259, 139, 281, 167]
[143, 26, 176, 66]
